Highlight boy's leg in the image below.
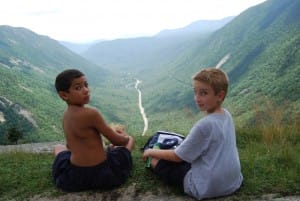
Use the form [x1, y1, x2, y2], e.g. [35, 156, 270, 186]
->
[106, 145, 133, 185]
[125, 136, 134, 152]
[150, 157, 159, 168]
[108, 136, 134, 152]
[151, 159, 191, 189]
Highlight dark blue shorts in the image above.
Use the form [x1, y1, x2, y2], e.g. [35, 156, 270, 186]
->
[154, 160, 191, 190]
[52, 147, 132, 192]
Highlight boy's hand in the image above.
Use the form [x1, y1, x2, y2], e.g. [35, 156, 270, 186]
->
[115, 130, 129, 138]
[110, 123, 125, 133]
[142, 149, 151, 161]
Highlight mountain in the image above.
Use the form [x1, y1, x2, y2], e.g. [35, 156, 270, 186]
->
[81, 17, 233, 72]
[0, 26, 111, 144]
[156, 16, 235, 37]
[60, 40, 105, 54]
[81, 0, 300, 126]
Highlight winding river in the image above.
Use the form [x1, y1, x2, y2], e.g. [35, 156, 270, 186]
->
[135, 79, 148, 136]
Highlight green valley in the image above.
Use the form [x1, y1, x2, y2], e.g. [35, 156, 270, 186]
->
[0, 0, 299, 145]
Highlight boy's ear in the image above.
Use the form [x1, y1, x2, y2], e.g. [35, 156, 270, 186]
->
[58, 91, 68, 101]
[217, 90, 226, 101]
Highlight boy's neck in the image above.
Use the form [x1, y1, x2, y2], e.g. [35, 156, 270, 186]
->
[67, 103, 85, 108]
[206, 106, 223, 114]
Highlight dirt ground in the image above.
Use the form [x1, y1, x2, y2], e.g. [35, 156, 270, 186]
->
[29, 186, 300, 201]
[0, 141, 61, 153]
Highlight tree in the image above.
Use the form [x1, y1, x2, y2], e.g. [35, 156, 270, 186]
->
[6, 127, 23, 144]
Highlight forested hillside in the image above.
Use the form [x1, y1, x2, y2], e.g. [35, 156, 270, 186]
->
[185, 0, 300, 125]
[0, 26, 118, 144]
[138, 0, 300, 126]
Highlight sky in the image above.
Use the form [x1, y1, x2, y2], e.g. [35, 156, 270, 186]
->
[0, 0, 266, 43]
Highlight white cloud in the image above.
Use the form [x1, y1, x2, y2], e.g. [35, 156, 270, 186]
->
[0, 0, 266, 42]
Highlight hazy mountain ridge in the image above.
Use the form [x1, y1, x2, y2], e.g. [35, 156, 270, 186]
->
[156, 16, 235, 37]
[62, 17, 233, 58]
[60, 39, 106, 54]
[81, 17, 233, 72]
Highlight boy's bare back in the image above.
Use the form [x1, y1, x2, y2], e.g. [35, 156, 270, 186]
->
[63, 105, 132, 167]
[63, 105, 106, 166]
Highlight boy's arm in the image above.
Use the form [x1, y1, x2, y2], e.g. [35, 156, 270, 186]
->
[88, 108, 130, 146]
[100, 124, 130, 146]
[142, 149, 182, 162]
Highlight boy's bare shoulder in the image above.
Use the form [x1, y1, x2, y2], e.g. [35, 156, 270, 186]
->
[67, 106, 99, 118]
[67, 106, 102, 127]
[81, 106, 99, 116]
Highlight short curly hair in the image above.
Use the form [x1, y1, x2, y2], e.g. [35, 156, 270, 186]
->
[55, 69, 84, 92]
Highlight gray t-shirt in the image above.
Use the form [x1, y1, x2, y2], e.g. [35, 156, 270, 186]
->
[175, 109, 243, 200]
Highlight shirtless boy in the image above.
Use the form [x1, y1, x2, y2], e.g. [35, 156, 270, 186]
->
[52, 69, 134, 192]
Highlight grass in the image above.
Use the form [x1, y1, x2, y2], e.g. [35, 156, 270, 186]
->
[0, 113, 299, 200]
[0, 152, 55, 201]
[236, 127, 300, 196]
[234, 100, 300, 197]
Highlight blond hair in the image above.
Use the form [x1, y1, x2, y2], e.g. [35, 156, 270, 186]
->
[193, 68, 229, 99]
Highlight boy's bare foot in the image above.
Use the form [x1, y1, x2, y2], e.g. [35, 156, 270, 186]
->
[126, 136, 134, 152]
[53, 144, 68, 156]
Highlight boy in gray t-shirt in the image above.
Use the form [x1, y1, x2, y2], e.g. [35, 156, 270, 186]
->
[142, 68, 243, 200]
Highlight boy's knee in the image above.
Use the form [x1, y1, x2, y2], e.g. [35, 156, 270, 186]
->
[151, 158, 159, 168]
